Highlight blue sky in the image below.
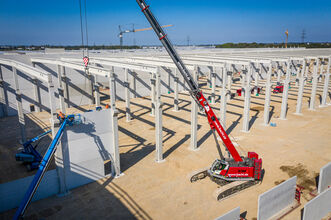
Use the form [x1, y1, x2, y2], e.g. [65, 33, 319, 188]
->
[0, 0, 330, 45]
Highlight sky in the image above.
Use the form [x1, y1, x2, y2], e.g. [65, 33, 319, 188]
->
[0, 0, 330, 46]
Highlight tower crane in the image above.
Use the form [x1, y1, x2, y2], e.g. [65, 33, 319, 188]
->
[118, 24, 173, 49]
[135, 0, 263, 200]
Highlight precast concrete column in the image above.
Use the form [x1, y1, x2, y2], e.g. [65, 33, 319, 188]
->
[295, 61, 300, 86]
[173, 68, 179, 112]
[57, 65, 66, 113]
[321, 57, 330, 106]
[131, 71, 137, 98]
[263, 62, 272, 126]
[241, 67, 247, 98]
[190, 66, 198, 150]
[0, 65, 7, 116]
[85, 69, 94, 105]
[12, 67, 26, 143]
[254, 63, 260, 94]
[150, 72, 156, 116]
[155, 68, 164, 162]
[227, 65, 233, 99]
[109, 69, 121, 176]
[280, 60, 291, 119]
[220, 66, 227, 128]
[309, 59, 320, 110]
[295, 59, 307, 114]
[124, 68, 131, 121]
[167, 68, 171, 94]
[318, 58, 323, 83]
[31, 63, 41, 112]
[242, 63, 252, 132]
[211, 66, 216, 104]
[61, 66, 69, 108]
[51, 74, 68, 195]
[93, 74, 100, 107]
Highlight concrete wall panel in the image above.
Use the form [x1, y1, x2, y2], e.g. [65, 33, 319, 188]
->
[215, 207, 240, 220]
[303, 188, 331, 220]
[257, 176, 297, 220]
[318, 161, 331, 194]
[0, 169, 58, 212]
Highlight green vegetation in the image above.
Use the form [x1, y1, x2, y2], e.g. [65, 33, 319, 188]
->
[215, 42, 331, 48]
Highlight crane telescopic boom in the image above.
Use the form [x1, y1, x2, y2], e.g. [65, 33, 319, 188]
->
[135, 0, 242, 162]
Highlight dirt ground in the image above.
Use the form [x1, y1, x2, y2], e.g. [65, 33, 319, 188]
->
[1, 77, 331, 219]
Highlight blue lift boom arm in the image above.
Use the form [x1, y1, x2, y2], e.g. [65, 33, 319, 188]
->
[13, 115, 76, 219]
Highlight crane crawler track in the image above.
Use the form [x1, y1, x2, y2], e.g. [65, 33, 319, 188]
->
[190, 169, 209, 182]
[216, 180, 260, 201]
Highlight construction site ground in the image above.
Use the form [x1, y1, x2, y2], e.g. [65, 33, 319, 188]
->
[1, 77, 331, 219]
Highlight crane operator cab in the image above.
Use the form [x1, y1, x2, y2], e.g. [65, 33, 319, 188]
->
[210, 159, 229, 176]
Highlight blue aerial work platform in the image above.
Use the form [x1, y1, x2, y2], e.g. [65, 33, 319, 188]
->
[13, 114, 81, 220]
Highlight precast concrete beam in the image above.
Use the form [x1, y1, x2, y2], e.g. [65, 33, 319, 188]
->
[12, 67, 26, 143]
[124, 68, 131, 122]
[263, 62, 272, 126]
[320, 57, 330, 107]
[190, 66, 198, 150]
[280, 60, 291, 120]
[295, 60, 307, 114]
[309, 59, 320, 110]
[242, 64, 252, 132]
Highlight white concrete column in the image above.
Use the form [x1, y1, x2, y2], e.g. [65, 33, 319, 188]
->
[0, 65, 7, 116]
[12, 67, 26, 143]
[309, 59, 320, 110]
[280, 60, 291, 119]
[124, 68, 131, 121]
[173, 68, 179, 112]
[254, 63, 260, 94]
[155, 67, 164, 162]
[241, 67, 247, 98]
[131, 71, 137, 98]
[242, 63, 252, 132]
[109, 69, 121, 176]
[220, 67, 227, 128]
[320, 57, 330, 107]
[31, 63, 42, 112]
[263, 62, 272, 126]
[227, 65, 232, 100]
[211, 66, 216, 104]
[93, 74, 100, 107]
[150, 72, 156, 116]
[277, 62, 282, 85]
[61, 66, 69, 108]
[190, 66, 198, 150]
[295, 59, 307, 114]
[57, 65, 66, 113]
